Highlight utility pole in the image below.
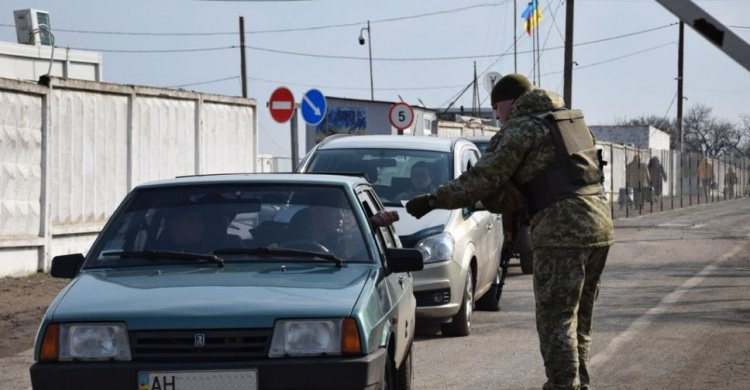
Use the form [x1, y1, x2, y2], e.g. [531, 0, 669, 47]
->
[677, 22, 685, 154]
[367, 20, 374, 100]
[239, 16, 248, 98]
[563, 0, 575, 108]
[472, 62, 479, 117]
[514, 0, 517, 73]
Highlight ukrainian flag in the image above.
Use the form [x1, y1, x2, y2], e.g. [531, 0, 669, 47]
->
[521, 0, 543, 36]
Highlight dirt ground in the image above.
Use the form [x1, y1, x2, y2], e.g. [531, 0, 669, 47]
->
[0, 274, 69, 358]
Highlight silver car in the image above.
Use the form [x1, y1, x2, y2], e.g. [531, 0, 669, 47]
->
[298, 135, 504, 336]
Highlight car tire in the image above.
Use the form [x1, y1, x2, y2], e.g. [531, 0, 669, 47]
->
[441, 269, 473, 337]
[396, 345, 413, 390]
[517, 226, 533, 275]
[381, 347, 396, 390]
[475, 265, 501, 312]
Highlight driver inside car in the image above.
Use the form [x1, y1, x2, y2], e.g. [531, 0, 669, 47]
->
[282, 194, 398, 259]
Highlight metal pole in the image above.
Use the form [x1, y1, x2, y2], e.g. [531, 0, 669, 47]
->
[563, 0, 574, 108]
[240, 16, 248, 98]
[677, 22, 684, 154]
[514, 0, 518, 73]
[291, 109, 299, 169]
[367, 20, 374, 101]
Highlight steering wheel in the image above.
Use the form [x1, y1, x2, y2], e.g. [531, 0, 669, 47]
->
[282, 240, 331, 254]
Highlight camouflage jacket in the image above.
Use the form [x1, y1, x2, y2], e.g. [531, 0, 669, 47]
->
[431, 88, 614, 249]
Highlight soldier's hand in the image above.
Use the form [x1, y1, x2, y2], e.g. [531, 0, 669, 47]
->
[406, 195, 434, 219]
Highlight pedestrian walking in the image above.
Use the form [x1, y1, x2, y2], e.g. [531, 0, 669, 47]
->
[405, 74, 613, 390]
[626, 155, 651, 208]
[648, 156, 667, 198]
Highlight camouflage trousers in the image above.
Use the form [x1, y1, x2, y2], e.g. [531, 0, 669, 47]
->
[533, 246, 610, 390]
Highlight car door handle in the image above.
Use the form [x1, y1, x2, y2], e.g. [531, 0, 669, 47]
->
[398, 275, 406, 288]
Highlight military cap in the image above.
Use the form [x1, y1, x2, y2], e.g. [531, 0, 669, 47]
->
[491, 73, 532, 105]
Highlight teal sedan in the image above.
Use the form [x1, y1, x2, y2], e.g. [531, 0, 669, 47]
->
[30, 174, 423, 390]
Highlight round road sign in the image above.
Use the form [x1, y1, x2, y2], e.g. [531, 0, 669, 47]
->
[268, 87, 295, 123]
[389, 102, 414, 131]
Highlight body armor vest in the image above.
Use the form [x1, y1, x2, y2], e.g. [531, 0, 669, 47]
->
[521, 109, 604, 217]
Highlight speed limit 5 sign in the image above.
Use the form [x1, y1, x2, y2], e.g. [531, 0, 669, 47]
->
[389, 102, 414, 131]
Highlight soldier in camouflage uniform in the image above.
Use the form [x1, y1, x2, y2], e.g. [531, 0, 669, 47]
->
[406, 74, 613, 390]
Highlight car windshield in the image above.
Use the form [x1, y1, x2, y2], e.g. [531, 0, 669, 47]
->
[306, 148, 452, 206]
[473, 141, 490, 154]
[87, 184, 372, 268]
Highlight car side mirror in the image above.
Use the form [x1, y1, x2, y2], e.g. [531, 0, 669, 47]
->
[50, 253, 85, 279]
[385, 248, 424, 273]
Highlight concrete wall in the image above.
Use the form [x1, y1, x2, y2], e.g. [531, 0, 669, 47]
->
[0, 76, 257, 277]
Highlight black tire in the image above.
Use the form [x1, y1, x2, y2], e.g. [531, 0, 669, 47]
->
[381, 348, 396, 390]
[441, 269, 473, 337]
[517, 226, 533, 275]
[396, 345, 413, 390]
[475, 265, 501, 312]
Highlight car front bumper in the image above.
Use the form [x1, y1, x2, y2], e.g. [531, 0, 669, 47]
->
[413, 259, 466, 319]
[29, 348, 386, 390]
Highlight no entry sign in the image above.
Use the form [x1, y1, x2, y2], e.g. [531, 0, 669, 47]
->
[268, 87, 295, 123]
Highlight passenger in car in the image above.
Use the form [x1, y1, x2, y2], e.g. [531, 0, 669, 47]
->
[395, 161, 436, 201]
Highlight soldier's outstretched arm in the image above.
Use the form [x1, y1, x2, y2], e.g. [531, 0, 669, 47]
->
[431, 120, 539, 209]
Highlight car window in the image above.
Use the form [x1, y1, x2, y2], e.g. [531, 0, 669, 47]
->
[87, 184, 373, 268]
[307, 148, 453, 206]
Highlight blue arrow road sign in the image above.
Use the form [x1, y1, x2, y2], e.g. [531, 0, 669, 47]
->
[301, 89, 327, 126]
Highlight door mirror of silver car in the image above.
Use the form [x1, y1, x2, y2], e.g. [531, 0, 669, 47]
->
[385, 248, 424, 273]
[51, 253, 85, 279]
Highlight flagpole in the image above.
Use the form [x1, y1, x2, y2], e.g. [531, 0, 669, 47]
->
[514, 0, 517, 73]
[563, 0, 575, 108]
[536, 11, 541, 87]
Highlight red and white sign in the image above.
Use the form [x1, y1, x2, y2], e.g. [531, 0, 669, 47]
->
[389, 102, 415, 131]
[268, 87, 295, 123]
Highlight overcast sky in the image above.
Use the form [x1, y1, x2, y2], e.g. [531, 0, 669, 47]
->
[2, 0, 748, 157]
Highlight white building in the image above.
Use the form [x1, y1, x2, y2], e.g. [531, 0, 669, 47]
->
[589, 125, 671, 151]
[0, 9, 102, 82]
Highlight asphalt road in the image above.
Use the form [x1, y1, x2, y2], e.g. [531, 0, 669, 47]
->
[413, 198, 750, 390]
[2, 199, 748, 390]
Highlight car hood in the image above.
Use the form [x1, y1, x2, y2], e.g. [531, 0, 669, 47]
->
[386, 206, 450, 238]
[50, 264, 373, 329]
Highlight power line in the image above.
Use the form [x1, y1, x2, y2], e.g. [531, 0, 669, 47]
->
[168, 75, 240, 88]
[51, 23, 674, 60]
[64, 45, 237, 53]
[0, 2, 513, 37]
[541, 41, 675, 76]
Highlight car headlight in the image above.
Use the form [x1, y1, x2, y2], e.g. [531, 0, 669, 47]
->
[269, 318, 361, 357]
[415, 232, 455, 263]
[56, 323, 131, 361]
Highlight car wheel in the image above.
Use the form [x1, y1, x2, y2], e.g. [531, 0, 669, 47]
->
[517, 226, 533, 275]
[475, 265, 501, 312]
[381, 348, 396, 390]
[441, 269, 473, 337]
[396, 345, 413, 390]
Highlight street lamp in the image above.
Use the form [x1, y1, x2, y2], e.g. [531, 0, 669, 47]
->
[359, 20, 374, 100]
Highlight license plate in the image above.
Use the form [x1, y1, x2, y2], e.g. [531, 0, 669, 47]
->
[137, 370, 257, 390]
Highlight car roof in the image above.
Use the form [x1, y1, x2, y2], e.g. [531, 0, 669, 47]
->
[316, 135, 466, 153]
[135, 173, 368, 190]
[464, 135, 492, 142]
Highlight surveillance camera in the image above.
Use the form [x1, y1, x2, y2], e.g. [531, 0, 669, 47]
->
[358, 35, 365, 45]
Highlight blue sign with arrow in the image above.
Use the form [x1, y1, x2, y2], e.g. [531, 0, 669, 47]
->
[301, 89, 327, 126]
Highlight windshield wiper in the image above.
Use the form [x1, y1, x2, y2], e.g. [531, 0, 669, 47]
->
[111, 250, 225, 268]
[214, 247, 343, 267]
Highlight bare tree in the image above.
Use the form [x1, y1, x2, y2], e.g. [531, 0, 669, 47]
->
[683, 104, 743, 157]
[739, 114, 750, 158]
